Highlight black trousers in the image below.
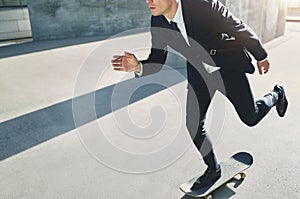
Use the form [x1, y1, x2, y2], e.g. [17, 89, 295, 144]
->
[186, 69, 278, 169]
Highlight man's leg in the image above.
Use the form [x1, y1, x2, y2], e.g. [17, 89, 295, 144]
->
[220, 71, 287, 126]
[186, 81, 221, 189]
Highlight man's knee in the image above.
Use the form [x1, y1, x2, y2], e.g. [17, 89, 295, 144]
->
[240, 99, 268, 127]
[241, 117, 258, 127]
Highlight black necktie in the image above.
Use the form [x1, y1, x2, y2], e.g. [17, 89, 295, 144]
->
[170, 21, 181, 33]
[170, 21, 190, 47]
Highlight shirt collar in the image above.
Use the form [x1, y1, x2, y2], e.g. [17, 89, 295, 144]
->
[165, 0, 183, 24]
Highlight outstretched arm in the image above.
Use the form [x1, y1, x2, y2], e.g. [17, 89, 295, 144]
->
[111, 51, 141, 73]
[211, 0, 270, 75]
[112, 16, 168, 77]
[211, 1, 268, 61]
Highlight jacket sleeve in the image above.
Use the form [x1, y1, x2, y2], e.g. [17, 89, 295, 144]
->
[136, 16, 168, 78]
[210, 0, 268, 61]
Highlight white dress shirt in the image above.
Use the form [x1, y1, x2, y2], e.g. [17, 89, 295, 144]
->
[165, 0, 190, 46]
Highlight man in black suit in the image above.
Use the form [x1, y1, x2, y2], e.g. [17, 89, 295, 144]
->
[111, 0, 288, 189]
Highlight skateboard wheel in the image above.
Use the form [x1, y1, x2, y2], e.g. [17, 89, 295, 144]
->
[205, 194, 213, 199]
[240, 172, 247, 179]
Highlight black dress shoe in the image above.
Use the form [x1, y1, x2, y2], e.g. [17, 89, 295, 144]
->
[273, 85, 288, 117]
[191, 166, 221, 190]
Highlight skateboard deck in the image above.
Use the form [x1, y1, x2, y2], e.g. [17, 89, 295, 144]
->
[180, 152, 253, 199]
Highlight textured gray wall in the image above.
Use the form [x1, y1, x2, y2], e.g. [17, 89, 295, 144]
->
[27, 0, 287, 42]
[27, 0, 150, 40]
[0, 0, 27, 7]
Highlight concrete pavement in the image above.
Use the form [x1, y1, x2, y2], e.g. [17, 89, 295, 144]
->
[0, 22, 299, 199]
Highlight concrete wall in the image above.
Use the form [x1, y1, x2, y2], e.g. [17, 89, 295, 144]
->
[0, 0, 27, 7]
[0, 7, 32, 41]
[27, 0, 287, 42]
[27, 0, 150, 40]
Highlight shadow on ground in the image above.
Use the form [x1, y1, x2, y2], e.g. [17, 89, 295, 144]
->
[181, 178, 245, 199]
[0, 29, 150, 59]
[0, 35, 108, 58]
[0, 68, 186, 161]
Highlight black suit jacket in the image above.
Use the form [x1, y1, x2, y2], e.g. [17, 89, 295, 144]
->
[139, 0, 268, 81]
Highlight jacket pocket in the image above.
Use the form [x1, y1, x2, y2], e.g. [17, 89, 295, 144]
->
[209, 46, 255, 73]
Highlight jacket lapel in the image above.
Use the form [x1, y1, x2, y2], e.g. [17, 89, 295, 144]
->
[181, 0, 194, 44]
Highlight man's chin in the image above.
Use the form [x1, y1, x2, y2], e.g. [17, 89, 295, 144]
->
[150, 11, 161, 16]
[152, 14, 159, 16]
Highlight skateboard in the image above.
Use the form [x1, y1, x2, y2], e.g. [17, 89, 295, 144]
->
[180, 152, 253, 199]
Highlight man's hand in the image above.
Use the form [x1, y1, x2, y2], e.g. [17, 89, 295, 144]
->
[257, 59, 270, 75]
[111, 51, 141, 73]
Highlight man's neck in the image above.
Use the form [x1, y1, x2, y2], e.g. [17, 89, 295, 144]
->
[164, 0, 179, 20]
